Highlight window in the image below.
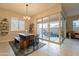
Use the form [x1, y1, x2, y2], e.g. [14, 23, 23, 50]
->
[11, 17, 25, 31]
[73, 20, 79, 32]
[18, 19, 25, 31]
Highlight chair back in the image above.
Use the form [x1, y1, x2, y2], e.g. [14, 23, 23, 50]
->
[19, 34, 26, 40]
[29, 35, 35, 40]
[35, 34, 39, 44]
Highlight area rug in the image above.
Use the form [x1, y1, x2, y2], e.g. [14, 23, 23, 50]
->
[9, 41, 46, 56]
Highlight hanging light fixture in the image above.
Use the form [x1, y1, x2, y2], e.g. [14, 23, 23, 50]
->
[23, 4, 31, 20]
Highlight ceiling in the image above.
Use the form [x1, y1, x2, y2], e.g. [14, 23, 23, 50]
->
[0, 3, 59, 16]
[63, 3, 79, 16]
[0, 3, 79, 17]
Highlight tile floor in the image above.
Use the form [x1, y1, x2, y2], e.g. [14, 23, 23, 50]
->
[0, 39, 79, 56]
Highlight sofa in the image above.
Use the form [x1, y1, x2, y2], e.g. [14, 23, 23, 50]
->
[67, 31, 79, 39]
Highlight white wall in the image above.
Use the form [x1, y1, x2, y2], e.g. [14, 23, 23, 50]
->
[0, 8, 25, 42]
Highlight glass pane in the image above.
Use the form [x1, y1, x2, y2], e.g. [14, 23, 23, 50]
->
[37, 19, 43, 39]
[11, 17, 19, 31]
[42, 17, 49, 40]
[11, 17, 25, 31]
[49, 14, 60, 43]
[18, 20, 25, 31]
[73, 20, 79, 32]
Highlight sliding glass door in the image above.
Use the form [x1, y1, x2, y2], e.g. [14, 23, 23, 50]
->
[49, 14, 60, 43]
[36, 13, 66, 44]
[42, 17, 49, 40]
[37, 19, 43, 39]
[60, 14, 66, 43]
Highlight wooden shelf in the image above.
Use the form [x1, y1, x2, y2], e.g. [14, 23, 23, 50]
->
[0, 18, 9, 36]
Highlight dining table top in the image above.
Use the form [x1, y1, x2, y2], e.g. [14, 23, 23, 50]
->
[18, 33, 34, 36]
[15, 33, 34, 41]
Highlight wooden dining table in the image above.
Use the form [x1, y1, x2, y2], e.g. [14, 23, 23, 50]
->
[18, 33, 35, 50]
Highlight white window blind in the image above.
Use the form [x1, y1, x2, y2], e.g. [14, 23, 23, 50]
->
[11, 17, 25, 31]
[73, 20, 79, 32]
